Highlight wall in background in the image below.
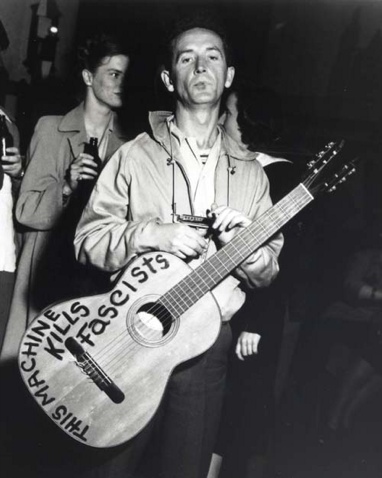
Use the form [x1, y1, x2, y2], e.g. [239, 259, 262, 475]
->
[0, 0, 80, 82]
[262, 0, 382, 129]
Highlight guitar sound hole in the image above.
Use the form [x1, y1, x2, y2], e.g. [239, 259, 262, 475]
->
[136, 302, 172, 338]
[127, 297, 178, 347]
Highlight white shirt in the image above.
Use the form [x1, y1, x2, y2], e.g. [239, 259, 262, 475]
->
[168, 118, 221, 219]
[0, 125, 17, 272]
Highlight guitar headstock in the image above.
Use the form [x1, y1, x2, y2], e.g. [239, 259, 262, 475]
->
[302, 140, 358, 196]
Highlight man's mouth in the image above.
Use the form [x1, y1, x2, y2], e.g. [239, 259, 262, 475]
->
[193, 81, 209, 89]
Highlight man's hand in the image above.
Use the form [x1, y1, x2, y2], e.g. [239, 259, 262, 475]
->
[65, 153, 99, 193]
[208, 204, 251, 245]
[1, 147, 24, 179]
[152, 223, 208, 261]
[235, 331, 261, 361]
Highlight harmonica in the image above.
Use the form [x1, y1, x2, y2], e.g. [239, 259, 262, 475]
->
[175, 214, 212, 229]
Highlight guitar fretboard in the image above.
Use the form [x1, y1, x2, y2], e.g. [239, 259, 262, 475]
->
[159, 183, 313, 316]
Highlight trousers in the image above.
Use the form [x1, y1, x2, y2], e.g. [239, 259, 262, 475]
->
[97, 322, 232, 478]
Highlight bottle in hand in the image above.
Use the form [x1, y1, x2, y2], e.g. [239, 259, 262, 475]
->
[83, 137, 102, 178]
[78, 137, 101, 204]
[0, 114, 14, 190]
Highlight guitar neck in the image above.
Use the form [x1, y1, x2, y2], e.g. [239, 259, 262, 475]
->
[160, 183, 313, 316]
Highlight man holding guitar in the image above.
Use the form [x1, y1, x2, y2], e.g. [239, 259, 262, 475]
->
[75, 15, 283, 478]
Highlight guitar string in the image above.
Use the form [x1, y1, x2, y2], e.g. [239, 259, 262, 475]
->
[92, 188, 311, 375]
[104, 218, 307, 374]
[94, 188, 310, 375]
[85, 157, 325, 371]
[95, 210, 275, 369]
[89, 186, 305, 374]
[98, 188, 313, 376]
[102, 211, 310, 376]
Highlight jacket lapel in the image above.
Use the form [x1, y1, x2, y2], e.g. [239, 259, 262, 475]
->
[58, 104, 87, 163]
[66, 132, 87, 163]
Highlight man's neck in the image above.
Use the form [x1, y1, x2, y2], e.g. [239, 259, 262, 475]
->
[174, 104, 220, 150]
[83, 96, 113, 137]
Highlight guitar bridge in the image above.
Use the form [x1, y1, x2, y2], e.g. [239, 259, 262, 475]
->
[65, 337, 125, 404]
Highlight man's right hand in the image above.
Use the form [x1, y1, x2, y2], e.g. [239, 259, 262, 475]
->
[152, 223, 208, 261]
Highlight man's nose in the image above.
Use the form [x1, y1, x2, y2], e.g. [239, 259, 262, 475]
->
[195, 58, 207, 73]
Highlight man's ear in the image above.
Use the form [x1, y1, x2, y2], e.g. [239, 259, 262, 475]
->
[224, 66, 235, 88]
[161, 69, 175, 93]
[82, 69, 93, 87]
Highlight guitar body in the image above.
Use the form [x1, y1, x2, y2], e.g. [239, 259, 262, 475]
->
[18, 252, 221, 448]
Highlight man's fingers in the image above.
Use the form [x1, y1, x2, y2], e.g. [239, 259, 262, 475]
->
[210, 206, 250, 232]
[182, 228, 208, 252]
[235, 342, 244, 361]
[236, 332, 262, 359]
[177, 235, 207, 257]
[153, 223, 209, 260]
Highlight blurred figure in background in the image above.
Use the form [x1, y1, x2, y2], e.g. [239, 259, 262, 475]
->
[0, 106, 24, 351]
[1, 33, 130, 363]
[324, 229, 382, 432]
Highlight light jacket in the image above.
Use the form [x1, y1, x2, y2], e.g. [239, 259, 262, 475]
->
[75, 111, 283, 322]
[1, 104, 129, 362]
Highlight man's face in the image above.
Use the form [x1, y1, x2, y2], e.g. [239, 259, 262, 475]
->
[162, 28, 235, 107]
[85, 54, 129, 109]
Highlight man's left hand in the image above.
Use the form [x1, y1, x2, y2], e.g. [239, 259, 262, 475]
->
[208, 204, 251, 245]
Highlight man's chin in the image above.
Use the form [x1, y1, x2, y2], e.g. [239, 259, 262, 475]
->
[191, 92, 217, 103]
[109, 100, 123, 109]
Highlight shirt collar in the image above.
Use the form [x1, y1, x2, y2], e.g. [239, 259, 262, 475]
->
[166, 115, 221, 151]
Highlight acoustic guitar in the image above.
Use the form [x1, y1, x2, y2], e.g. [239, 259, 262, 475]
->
[18, 141, 355, 448]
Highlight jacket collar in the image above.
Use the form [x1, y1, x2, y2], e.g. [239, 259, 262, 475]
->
[148, 111, 258, 162]
[58, 103, 128, 163]
[58, 102, 128, 141]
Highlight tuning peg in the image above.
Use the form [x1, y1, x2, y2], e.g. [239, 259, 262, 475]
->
[326, 160, 357, 192]
[307, 140, 345, 170]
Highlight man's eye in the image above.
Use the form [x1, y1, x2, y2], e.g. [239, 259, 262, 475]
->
[209, 55, 218, 61]
[181, 57, 192, 64]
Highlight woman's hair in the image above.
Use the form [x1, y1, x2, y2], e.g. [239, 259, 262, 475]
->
[232, 79, 282, 152]
[77, 32, 129, 73]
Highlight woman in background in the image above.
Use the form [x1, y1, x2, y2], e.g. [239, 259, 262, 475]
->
[1, 33, 130, 363]
[0, 34, 130, 478]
